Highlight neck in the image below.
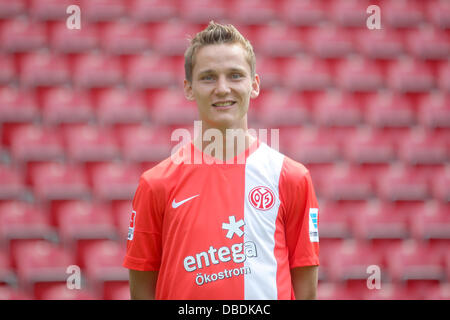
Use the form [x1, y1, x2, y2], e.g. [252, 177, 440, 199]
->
[193, 120, 256, 162]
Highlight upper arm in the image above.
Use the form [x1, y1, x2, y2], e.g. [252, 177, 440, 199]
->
[290, 265, 318, 300]
[129, 270, 159, 300]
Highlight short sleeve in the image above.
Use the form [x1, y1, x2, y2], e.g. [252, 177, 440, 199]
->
[279, 159, 320, 269]
[123, 177, 164, 271]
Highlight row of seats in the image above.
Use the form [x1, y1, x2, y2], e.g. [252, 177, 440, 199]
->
[0, 0, 448, 28]
[1, 123, 448, 166]
[0, 158, 448, 203]
[0, 19, 448, 57]
[2, 280, 450, 300]
[1, 236, 449, 299]
[1, 199, 448, 249]
[319, 201, 449, 245]
[0, 88, 449, 129]
[1, 52, 448, 89]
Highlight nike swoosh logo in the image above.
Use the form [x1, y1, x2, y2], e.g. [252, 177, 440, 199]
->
[172, 195, 199, 209]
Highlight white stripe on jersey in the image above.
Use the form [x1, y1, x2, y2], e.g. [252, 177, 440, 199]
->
[243, 142, 285, 300]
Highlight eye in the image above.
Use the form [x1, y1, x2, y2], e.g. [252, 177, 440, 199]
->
[201, 75, 214, 81]
[231, 73, 243, 79]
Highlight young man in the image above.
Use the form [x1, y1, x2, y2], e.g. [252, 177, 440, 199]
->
[123, 21, 319, 300]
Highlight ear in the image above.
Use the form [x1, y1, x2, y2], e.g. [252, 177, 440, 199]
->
[183, 79, 195, 101]
[250, 74, 260, 99]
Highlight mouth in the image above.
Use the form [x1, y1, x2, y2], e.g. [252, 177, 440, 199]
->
[212, 101, 236, 108]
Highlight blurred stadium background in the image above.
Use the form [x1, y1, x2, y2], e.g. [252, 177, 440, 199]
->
[0, 0, 449, 300]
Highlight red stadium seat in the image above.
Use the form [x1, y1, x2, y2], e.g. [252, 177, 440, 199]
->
[100, 21, 152, 55]
[0, 54, 16, 85]
[149, 89, 197, 126]
[64, 124, 121, 163]
[0, 88, 39, 144]
[50, 22, 100, 53]
[280, 0, 327, 26]
[282, 56, 332, 91]
[254, 57, 283, 90]
[150, 22, 203, 56]
[0, 0, 26, 18]
[28, 0, 74, 21]
[0, 19, 47, 53]
[56, 200, 117, 243]
[0, 164, 27, 201]
[12, 240, 75, 298]
[418, 92, 450, 129]
[252, 24, 303, 57]
[38, 283, 99, 300]
[376, 165, 430, 202]
[306, 25, 354, 59]
[397, 130, 448, 166]
[72, 53, 123, 88]
[410, 202, 450, 243]
[80, 240, 128, 296]
[366, 92, 417, 128]
[330, 0, 373, 27]
[179, 0, 227, 23]
[352, 201, 411, 243]
[90, 162, 141, 201]
[256, 89, 309, 127]
[318, 201, 359, 240]
[313, 90, 363, 127]
[0, 286, 31, 300]
[320, 165, 374, 201]
[81, 0, 127, 22]
[128, 0, 178, 23]
[387, 58, 435, 93]
[56, 201, 118, 266]
[0, 201, 56, 255]
[227, 0, 277, 26]
[334, 56, 384, 92]
[343, 128, 396, 165]
[125, 54, 177, 89]
[426, 0, 450, 29]
[29, 162, 91, 203]
[325, 240, 384, 283]
[116, 124, 172, 163]
[9, 125, 65, 164]
[41, 87, 95, 126]
[382, 0, 425, 29]
[356, 28, 405, 60]
[386, 240, 445, 287]
[96, 88, 149, 126]
[283, 127, 342, 165]
[406, 27, 450, 61]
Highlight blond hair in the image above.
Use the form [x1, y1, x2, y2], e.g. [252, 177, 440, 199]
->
[184, 21, 256, 83]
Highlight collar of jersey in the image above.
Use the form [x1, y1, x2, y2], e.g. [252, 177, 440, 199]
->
[189, 138, 261, 166]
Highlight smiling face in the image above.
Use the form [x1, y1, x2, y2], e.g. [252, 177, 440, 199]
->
[184, 43, 260, 132]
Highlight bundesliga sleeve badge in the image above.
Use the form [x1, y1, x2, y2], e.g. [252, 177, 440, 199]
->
[308, 208, 319, 242]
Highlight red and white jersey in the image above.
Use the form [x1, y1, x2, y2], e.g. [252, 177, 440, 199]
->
[123, 140, 319, 300]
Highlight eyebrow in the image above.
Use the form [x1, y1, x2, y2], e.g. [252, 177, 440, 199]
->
[197, 68, 248, 76]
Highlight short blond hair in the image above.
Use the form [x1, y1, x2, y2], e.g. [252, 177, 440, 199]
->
[184, 21, 256, 83]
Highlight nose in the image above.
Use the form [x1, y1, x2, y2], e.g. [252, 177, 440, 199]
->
[214, 75, 231, 96]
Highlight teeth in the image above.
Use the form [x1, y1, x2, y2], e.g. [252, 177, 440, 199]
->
[214, 101, 234, 107]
